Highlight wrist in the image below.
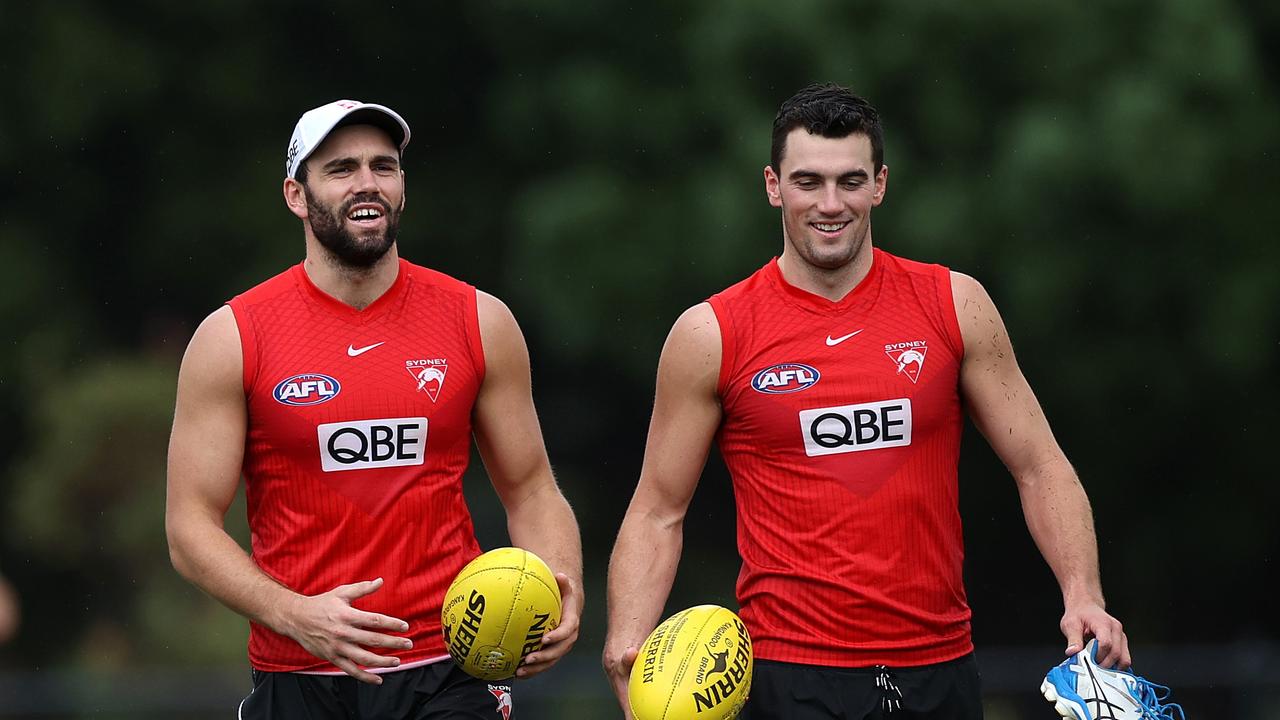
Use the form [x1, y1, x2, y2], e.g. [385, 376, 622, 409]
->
[257, 586, 303, 636]
[1062, 584, 1105, 610]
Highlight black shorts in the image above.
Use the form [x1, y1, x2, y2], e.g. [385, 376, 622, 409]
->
[739, 654, 983, 720]
[239, 661, 514, 720]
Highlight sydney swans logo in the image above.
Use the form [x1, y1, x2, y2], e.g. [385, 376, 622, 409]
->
[405, 358, 448, 402]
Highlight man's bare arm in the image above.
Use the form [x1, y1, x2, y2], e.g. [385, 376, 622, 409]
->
[954, 272, 1129, 669]
[165, 306, 411, 683]
[603, 303, 723, 716]
[472, 290, 583, 679]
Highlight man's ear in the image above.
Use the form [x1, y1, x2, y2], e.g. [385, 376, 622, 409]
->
[872, 164, 889, 207]
[764, 166, 783, 208]
[284, 177, 308, 220]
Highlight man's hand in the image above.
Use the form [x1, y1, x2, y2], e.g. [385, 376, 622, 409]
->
[279, 577, 413, 684]
[603, 643, 639, 719]
[1061, 600, 1130, 670]
[516, 572, 582, 678]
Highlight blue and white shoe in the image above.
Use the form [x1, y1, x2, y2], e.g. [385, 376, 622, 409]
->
[1040, 639, 1185, 719]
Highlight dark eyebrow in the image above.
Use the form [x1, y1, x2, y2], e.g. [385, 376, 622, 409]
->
[320, 155, 401, 172]
[321, 157, 357, 171]
[787, 168, 869, 182]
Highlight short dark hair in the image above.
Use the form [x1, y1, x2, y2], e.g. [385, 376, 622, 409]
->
[770, 83, 884, 174]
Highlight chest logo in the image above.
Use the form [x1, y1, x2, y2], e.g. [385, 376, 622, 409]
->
[348, 341, 385, 357]
[799, 399, 913, 457]
[751, 363, 820, 394]
[885, 341, 928, 384]
[273, 373, 341, 406]
[405, 358, 449, 402]
[825, 329, 863, 346]
[317, 417, 427, 472]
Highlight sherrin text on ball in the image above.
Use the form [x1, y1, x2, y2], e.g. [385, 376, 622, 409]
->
[629, 605, 753, 720]
[441, 547, 561, 680]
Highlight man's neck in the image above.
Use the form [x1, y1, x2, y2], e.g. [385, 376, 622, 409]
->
[302, 244, 401, 311]
[777, 237, 875, 303]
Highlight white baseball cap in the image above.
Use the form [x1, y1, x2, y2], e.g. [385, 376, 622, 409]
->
[285, 100, 411, 179]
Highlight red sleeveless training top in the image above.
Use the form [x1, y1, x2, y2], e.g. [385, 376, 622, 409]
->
[228, 258, 484, 672]
[708, 248, 971, 667]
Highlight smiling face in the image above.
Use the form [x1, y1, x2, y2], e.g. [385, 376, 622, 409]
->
[284, 123, 405, 269]
[765, 128, 887, 273]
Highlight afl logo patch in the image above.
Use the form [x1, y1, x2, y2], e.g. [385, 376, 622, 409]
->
[751, 363, 820, 394]
[273, 373, 341, 406]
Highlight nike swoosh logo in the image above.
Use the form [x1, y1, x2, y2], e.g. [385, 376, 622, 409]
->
[825, 329, 864, 346]
[347, 341, 386, 357]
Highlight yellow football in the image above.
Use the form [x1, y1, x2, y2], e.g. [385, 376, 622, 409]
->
[629, 605, 753, 720]
[441, 547, 562, 680]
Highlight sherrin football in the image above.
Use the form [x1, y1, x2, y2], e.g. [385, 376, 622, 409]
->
[629, 605, 753, 720]
[441, 547, 561, 680]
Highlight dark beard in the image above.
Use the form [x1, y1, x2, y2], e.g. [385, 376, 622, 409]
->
[305, 189, 400, 269]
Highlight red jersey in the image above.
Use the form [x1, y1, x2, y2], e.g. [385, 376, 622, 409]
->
[227, 258, 485, 672]
[708, 248, 970, 667]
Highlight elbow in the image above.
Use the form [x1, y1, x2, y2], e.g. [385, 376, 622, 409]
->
[1012, 453, 1074, 490]
[167, 541, 190, 578]
[165, 516, 196, 580]
[166, 536, 188, 579]
[629, 503, 686, 536]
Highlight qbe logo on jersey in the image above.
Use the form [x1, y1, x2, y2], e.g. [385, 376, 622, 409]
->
[317, 417, 427, 472]
[798, 399, 912, 457]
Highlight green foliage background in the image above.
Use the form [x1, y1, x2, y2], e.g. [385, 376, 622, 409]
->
[2, 0, 1277, 715]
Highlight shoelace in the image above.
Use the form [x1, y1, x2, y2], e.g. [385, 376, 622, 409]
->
[874, 665, 903, 713]
[1132, 675, 1185, 720]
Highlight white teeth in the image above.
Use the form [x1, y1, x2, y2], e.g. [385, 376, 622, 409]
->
[349, 208, 382, 220]
[814, 222, 847, 232]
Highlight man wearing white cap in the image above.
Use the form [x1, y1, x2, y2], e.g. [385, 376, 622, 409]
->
[166, 100, 583, 718]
